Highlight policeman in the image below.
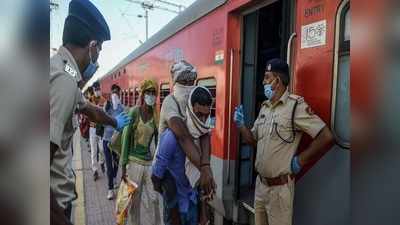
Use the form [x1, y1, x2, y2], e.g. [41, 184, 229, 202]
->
[50, 1, 130, 224]
[233, 58, 334, 225]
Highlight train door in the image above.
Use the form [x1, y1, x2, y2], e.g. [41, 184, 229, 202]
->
[237, 0, 294, 217]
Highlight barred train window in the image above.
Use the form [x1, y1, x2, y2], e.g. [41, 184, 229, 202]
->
[124, 90, 129, 106]
[120, 91, 125, 106]
[129, 89, 134, 107]
[197, 78, 216, 128]
[333, 2, 350, 148]
[159, 83, 170, 109]
[134, 87, 140, 105]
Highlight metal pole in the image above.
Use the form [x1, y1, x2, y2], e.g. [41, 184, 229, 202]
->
[145, 9, 148, 40]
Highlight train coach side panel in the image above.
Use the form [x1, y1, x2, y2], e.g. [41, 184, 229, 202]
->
[100, 3, 231, 161]
[293, 0, 350, 225]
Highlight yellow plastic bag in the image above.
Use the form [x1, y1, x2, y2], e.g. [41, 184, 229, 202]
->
[115, 177, 138, 225]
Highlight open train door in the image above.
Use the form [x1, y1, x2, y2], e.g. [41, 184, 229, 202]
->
[235, 0, 294, 224]
[234, 0, 349, 224]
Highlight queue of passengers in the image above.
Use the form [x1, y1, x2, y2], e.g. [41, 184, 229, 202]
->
[83, 60, 216, 225]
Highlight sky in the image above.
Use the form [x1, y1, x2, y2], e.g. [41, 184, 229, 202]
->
[50, 0, 197, 88]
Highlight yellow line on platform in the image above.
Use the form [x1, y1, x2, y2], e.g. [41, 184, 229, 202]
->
[73, 131, 86, 225]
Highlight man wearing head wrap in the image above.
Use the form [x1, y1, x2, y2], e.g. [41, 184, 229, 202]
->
[152, 86, 213, 225]
[50, 1, 131, 224]
[120, 79, 161, 225]
[154, 60, 216, 223]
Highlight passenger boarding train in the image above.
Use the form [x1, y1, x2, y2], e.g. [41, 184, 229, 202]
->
[99, 0, 350, 224]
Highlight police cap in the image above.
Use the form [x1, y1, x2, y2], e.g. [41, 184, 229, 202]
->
[265, 58, 290, 86]
[63, 0, 110, 47]
[265, 58, 289, 76]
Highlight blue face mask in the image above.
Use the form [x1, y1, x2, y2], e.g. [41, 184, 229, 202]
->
[82, 47, 99, 80]
[264, 84, 274, 99]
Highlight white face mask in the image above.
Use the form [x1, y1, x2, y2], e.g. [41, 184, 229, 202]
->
[94, 90, 101, 97]
[144, 94, 156, 106]
[173, 83, 195, 101]
[111, 93, 120, 108]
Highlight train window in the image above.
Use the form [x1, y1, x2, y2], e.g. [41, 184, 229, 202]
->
[333, 2, 350, 148]
[120, 91, 125, 106]
[159, 83, 170, 109]
[129, 88, 134, 107]
[340, 4, 350, 54]
[197, 78, 216, 128]
[134, 87, 140, 105]
[343, 10, 350, 42]
[126, 90, 129, 106]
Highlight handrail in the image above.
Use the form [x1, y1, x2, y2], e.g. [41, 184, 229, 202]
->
[227, 48, 234, 184]
[287, 32, 296, 92]
[287, 32, 297, 66]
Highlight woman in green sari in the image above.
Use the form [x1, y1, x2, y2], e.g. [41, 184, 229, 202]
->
[121, 79, 160, 225]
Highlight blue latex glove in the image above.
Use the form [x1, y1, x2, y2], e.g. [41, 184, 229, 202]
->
[115, 112, 131, 131]
[234, 105, 245, 127]
[291, 156, 302, 174]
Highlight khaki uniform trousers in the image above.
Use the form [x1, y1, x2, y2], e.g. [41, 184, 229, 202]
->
[254, 176, 295, 225]
[126, 162, 161, 225]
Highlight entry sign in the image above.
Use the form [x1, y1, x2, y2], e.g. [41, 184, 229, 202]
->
[301, 20, 327, 49]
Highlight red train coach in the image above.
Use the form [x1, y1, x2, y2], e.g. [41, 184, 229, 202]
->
[100, 0, 350, 224]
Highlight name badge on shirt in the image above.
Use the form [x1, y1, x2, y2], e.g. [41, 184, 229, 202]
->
[64, 63, 77, 77]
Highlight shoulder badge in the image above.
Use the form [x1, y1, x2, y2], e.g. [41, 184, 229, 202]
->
[64, 63, 77, 77]
[288, 94, 304, 103]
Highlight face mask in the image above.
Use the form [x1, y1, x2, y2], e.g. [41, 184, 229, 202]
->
[82, 46, 99, 80]
[94, 90, 101, 97]
[264, 78, 278, 99]
[144, 94, 156, 106]
[173, 83, 195, 101]
[264, 84, 274, 99]
[111, 93, 120, 107]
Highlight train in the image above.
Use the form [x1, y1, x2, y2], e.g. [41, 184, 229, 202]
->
[99, 0, 350, 224]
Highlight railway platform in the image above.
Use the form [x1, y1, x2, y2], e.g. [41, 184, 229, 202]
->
[71, 131, 118, 225]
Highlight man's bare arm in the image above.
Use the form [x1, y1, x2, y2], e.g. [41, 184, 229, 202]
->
[167, 117, 201, 168]
[238, 126, 257, 148]
[199, 133, 216, 197]
[199, 133, 211, 164]
[80, 102, 117, 128]
[168, 117, 216, 196]
[298, 126, 335, 166]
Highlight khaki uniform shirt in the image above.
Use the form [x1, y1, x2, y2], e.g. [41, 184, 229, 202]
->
[251, 90, 325, 178]
[50, 46, 87, 209]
